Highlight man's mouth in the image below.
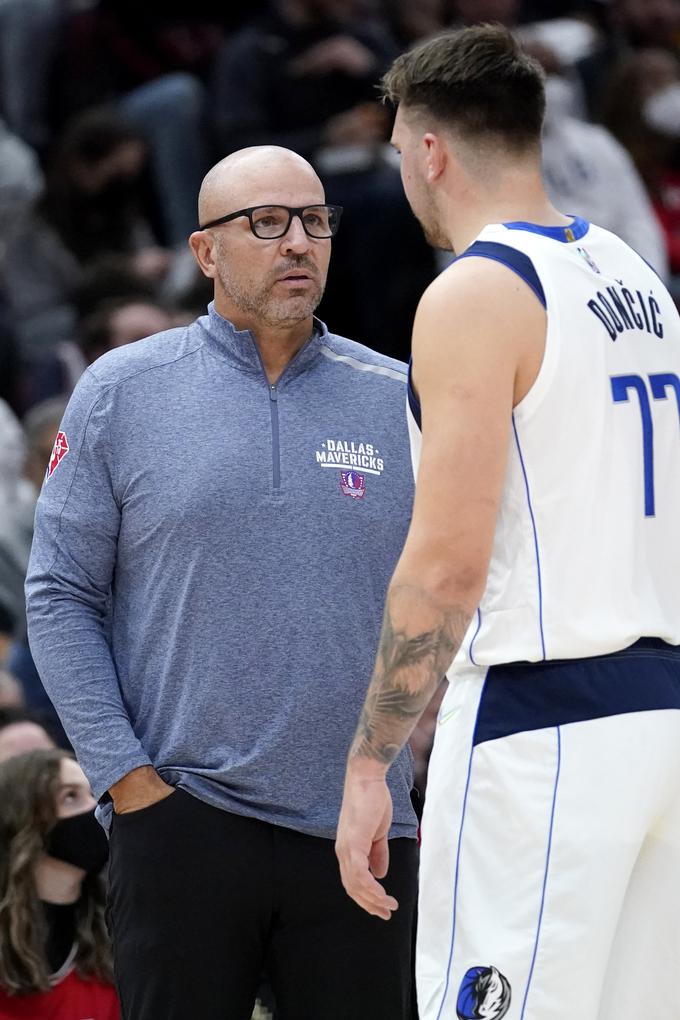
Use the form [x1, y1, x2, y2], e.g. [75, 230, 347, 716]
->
[279, 271, 312, 281]
[276, 271, 315, 288]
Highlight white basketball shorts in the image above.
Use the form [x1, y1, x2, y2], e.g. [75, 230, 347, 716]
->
[417, 638, 680, 1020]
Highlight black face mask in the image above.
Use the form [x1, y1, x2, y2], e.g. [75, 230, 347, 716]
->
[45, 809, 109, 875]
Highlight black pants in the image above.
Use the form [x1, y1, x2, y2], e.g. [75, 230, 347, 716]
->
[107, 788, 418, 1020]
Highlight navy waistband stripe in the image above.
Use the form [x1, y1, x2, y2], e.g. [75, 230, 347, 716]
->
[474, 639, 680, 746]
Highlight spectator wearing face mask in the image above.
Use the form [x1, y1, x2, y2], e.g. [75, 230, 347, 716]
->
[0, 749, 116, 1020]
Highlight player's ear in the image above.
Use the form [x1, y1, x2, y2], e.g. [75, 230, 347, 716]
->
[422, 133, 446, 183]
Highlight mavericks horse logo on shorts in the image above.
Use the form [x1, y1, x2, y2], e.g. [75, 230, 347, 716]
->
[456, 965, 511, 1019]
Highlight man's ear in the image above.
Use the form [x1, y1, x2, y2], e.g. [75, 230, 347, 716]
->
[422, 132, 447, 184]
[189, 231, 218, 280]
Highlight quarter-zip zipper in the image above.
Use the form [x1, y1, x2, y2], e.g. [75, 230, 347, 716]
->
[268, 383, 281, 490]
[249, 329, 319, 493]
[248, 340, 282, 493]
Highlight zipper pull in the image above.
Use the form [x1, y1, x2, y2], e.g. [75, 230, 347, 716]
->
[269, 384, 278, 402]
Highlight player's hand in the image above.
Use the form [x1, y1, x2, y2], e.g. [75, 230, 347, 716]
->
[335, 764, 398, 921]
[110, 766, 175, 815]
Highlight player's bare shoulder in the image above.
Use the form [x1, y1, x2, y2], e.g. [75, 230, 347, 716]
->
[413, 254, 546, 401]
[416, 254, 546, 339]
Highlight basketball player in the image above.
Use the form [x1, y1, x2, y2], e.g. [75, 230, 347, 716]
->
[336, 25, 680, 1020]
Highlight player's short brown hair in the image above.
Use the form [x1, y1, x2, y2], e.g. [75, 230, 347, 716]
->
[381, 24, 545, 152]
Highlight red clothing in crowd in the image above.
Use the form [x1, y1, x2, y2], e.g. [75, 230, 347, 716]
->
[0, 969, 119, 1020]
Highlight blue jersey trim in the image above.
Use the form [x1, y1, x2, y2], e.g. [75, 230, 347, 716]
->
[503, 216, 590, 242]
[458, 242, 546, 309]
[407, 358, 421, 429]
[468, 608, 482, 666]
[520, 727, 561, 1019]
[512, 415, 546, 660]
[436, 675, 488, 1020]
[473, 638, 680, 746]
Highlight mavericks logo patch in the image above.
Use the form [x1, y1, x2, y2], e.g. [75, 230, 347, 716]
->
[340, 470, 366, 499]
[457, 965, 511, 1020]
[315, 436, 385, 501]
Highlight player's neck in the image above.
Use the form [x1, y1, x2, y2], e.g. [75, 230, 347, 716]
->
[445, 177, 572, 256]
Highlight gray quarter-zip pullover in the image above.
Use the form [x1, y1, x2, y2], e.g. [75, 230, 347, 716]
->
[26, 303, 417, 838]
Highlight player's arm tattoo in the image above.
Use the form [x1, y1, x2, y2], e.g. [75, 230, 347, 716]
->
[349, 583, 473, 768]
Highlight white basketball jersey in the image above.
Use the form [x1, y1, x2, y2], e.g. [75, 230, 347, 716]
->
[407, 217, 680, 665]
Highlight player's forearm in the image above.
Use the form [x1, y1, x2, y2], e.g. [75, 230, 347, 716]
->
[347, 578, 477, 775]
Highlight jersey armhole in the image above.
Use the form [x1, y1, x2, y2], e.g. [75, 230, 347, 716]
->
[457, 241, 547, 309]
[461, 240, 555, 420]
[409, 244, 548, 429]
[407, 358, 421, 429]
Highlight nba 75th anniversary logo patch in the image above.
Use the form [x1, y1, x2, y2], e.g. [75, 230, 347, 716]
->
[46, 431, 69, 480]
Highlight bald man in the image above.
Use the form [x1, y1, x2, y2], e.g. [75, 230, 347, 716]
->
[26, 147, 418, 1020]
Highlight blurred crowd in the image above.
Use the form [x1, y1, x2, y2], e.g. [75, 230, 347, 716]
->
[1, 0, 679, 1015]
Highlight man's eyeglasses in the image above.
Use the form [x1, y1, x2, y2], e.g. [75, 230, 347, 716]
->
[199, 204, 343, 239]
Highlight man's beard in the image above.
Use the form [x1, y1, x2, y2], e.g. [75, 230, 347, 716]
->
[420, 218, 454, 251]
[417, 207, 453, 252]
[411, 185, 453, 252]
[216, 258, 325, 326]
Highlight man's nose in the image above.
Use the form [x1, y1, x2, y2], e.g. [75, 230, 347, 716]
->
[280, 214, 312, 254]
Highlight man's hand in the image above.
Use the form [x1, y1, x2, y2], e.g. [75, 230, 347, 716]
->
[335, 761, 398, 921]
[109, 765, 175, 815]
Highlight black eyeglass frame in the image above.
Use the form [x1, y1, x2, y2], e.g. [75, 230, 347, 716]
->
[198, 204, 343, 238]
